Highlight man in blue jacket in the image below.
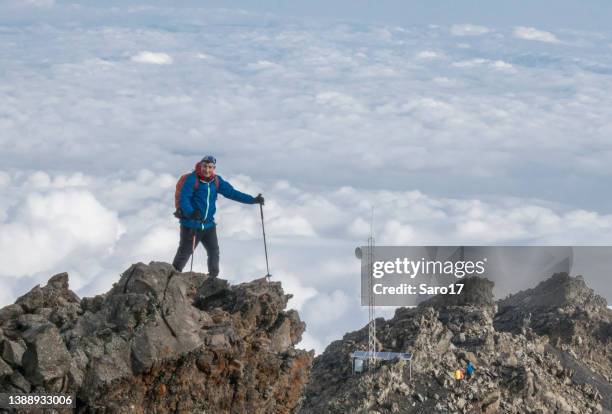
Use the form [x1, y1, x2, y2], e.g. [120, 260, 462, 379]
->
[172, 155, 264, 275]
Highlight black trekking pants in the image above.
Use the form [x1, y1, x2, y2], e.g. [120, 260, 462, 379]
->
[172, 225, 220, 276]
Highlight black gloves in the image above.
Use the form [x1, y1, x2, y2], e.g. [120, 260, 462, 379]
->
[172, 209, 201, 220]
[253, 194, 265, 205]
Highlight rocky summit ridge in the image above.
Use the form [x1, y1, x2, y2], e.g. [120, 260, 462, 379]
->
[0, 262, 313, 413]
[298, 274, 612, 414]
[1, 263, 610, 414]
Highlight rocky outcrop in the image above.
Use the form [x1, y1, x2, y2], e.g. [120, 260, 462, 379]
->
[495, 272, 612, 408]
[0, 262, 313, 413]
[299, 275, 611, 414]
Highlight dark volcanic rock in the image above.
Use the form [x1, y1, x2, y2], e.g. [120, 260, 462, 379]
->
[495, 272, 612, 394]
[16, 272, 80, 313]
[22, 323, 72, 386]
[2, 339, 25, 367]
[494, 273, 608, 338]
[497, 273, 607, 313]
[0, 262, 313, 413]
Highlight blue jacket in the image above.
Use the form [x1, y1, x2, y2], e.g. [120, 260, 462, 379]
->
[178, 172, 255, 229]
[466, 362, 474, 375]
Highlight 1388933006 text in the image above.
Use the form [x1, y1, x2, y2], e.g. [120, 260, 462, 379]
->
[0, 394, 75, 409]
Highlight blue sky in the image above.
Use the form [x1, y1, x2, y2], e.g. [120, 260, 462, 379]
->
[6, 1, 612, 33]
[1, 1, 612, 352]
[198, 0, 612, 31]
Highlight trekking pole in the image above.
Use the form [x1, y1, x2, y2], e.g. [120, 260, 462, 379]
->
[259, 203, 271, 280]
[189, 229, 196, 273]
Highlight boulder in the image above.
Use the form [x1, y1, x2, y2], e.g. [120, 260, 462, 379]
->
[2, 339, 25, 367]
[22, 323, 72, 385]
[0, 357, 12, 377]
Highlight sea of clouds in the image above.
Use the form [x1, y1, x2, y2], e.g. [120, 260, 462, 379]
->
[1, 2, 612, 351]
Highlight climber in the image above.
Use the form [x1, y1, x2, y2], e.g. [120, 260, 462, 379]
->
[172, 155, 264, 276]
[465, 361, 475, 380]
[454, 368, 464, 382]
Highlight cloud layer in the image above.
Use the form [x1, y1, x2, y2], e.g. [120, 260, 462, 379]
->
[1, 6, 612, 351]
[131, 51, 173, 65]
[450, 24, 490, 36]
[514, 26, 559, 43]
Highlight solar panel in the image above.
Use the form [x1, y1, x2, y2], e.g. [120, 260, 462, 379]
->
[350, 351, 412, 361]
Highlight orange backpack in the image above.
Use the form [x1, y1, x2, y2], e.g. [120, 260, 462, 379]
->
[174, 172, 219, 215]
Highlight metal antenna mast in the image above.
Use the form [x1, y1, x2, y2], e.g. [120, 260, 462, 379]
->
[367, 207, 376, 367]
